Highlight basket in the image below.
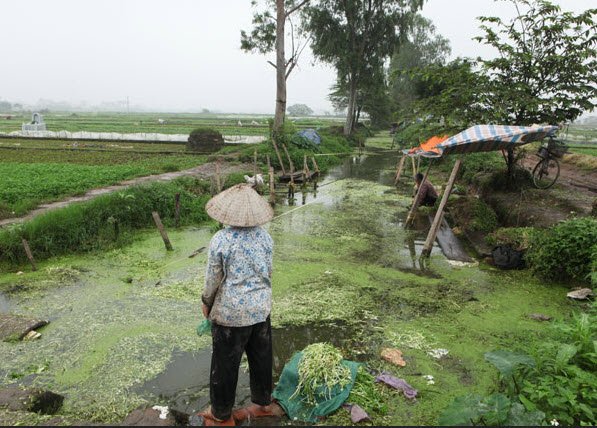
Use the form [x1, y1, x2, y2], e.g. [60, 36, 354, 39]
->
[547, 139, 568, 158]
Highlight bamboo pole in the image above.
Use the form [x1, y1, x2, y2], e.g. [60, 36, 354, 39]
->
[311, 156, 320, 173]
[271, 136, 286, 176]
[394, 156, 406, 185]
[269, 166, 276, 206]
[21, 239, 37, 271]
[152, 211, 173, 251]
[410, 156, 417, 178]
[405, 159, 433, 227]
[421, 158, 462, 257]
[282, 144, 295, 184]
[215, 160, 222, 193]
[174, 193, 181, 228]
[267, 155, 271, 171]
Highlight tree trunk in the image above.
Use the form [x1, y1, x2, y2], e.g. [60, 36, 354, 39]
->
[344, 78, 357, 136]
[274, 0, 286, 133]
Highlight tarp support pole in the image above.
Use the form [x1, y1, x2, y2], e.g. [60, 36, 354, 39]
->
[394, 156, 406, 186]
[405, 158, 432, 227]
[410, 156, 417, 178]
[421, 158, 462, 257]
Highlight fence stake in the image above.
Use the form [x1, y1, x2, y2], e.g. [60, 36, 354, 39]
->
[21, 239, 37, 271]
[269, 166, 276, 206]
[174, 193, 181, 228]
[152, 211, 173, 251]
[253, 149, 258, 177]
[394, 156, 406, 185]
[215, 160, 222, 193]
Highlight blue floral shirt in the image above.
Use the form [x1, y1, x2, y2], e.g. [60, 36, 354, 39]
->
[202, 226, 273, 327]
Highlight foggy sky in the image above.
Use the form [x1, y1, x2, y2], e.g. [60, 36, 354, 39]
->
[0, 0, 593, 113]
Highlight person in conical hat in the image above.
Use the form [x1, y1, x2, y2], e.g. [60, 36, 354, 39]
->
[198, 184, 283, 425]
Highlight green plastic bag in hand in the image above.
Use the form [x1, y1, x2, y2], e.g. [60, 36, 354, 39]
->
[196, 318, 212, 336]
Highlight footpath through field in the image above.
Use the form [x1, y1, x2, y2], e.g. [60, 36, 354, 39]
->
[0, 161, 251, 228]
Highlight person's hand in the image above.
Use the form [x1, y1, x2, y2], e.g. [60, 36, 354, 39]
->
[202, 303, 210, 318]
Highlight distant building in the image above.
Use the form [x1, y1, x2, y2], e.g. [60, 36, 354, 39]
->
[22, 113, 46, 131]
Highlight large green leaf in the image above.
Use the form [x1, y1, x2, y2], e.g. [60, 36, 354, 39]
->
[438, 394, 483, 426]
[484, 350, 536, 377]
[482, 393, 511, 425]
[555, 344, 577, 368]
[507, 402, 546, 426]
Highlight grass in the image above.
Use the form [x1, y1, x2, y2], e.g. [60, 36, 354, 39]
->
[0, 177, 216, 264]
[0, 155, 206, 218]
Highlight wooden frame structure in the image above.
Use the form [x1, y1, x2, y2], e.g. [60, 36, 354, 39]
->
[401, 154, 463, 259]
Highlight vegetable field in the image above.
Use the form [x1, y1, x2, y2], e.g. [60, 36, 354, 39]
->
[0, 112, 344, 136]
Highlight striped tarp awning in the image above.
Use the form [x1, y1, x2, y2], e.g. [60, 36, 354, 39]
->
[403, 125, 559, 158]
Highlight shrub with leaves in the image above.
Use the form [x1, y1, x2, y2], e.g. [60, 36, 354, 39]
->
[187, 127, 224, 152]
[525, 217, 597, 284]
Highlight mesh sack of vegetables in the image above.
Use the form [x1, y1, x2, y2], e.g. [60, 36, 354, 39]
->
[273, 343, 360, 423]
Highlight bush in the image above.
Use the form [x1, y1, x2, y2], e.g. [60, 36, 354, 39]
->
[187, 127, 224, 152]
[449, 196, 498, 234]
[485, 227, 535, 251]
[0, 178, 212, 264]
[525, 217, 597, 285]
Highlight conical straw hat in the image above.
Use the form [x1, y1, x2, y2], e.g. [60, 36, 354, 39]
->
[206, 184, 274, 227]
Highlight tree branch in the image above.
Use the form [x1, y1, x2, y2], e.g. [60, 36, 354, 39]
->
[285, 0, 310, 18]
[267, 60, 277, 69]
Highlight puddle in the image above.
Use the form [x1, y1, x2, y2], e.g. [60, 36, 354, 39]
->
[0, 292, 10, 313]
[135, 323, 360, 417]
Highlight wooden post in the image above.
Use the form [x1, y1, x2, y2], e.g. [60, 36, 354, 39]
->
[405, 159, 433, 227]
[21, 239, 37, 271]
[267, 154, 271, 171]
[253, 149, 258, 177]
[174, 193, 181, 228]
[152, 211, 173, 251]
[269, 166, 276, 206]
[410, 156, 417, 178]
[394, 156, 406, 185]
[271, 135, 287, 176]
[421, 158, 462, 257]
[311, 156, 320, 173]
[302, 155, 309, 182]
[282, 144, 295, 185]
[215, 160, 222, 193]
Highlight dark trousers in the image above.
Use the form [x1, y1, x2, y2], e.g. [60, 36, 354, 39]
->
[422, 194, 437, 207]
[210, 317, 273, 420]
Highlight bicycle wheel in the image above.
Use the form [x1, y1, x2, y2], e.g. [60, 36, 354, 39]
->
[532, 157, 560, 189]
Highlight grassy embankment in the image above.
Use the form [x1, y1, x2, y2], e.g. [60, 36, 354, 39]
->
[0, 130, 354, 268]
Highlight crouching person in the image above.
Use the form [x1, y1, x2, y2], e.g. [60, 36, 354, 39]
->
[198, 184, 284, 426]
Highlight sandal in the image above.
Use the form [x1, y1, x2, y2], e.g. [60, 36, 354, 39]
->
[195, 409, 235, 426]
[232, 402, 285, 423]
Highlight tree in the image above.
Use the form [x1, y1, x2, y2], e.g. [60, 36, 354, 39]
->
[303, 0, 425, 135]
[475, 0, 596, 126]
[287, 103, 314, 116]
[241, 0, 311, 132]
[476, 0, 596, 177]
[0, 101, 12, 113]
[329, 65, 392, 128]
[389, 14, 451, 113]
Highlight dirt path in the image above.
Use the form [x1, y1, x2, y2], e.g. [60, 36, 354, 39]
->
[0, 161, 252, 228]
[482, 155, 597, 229]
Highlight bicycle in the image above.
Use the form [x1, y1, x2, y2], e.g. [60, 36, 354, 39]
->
[531, 136, 568, 189]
